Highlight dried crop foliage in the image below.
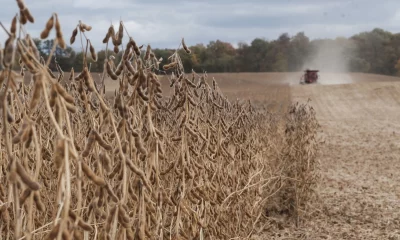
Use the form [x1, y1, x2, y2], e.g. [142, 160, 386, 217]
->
[264, 101, 321, 227]
[0, 4, 321, 239]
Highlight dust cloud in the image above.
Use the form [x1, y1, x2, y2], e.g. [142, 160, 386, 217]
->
[301, 39, 354, 85]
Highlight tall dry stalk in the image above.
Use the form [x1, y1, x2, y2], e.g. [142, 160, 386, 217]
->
[0, 3, 321, 239]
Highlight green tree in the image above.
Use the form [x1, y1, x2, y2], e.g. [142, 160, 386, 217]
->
[350, 28, 395, 74]
[272, 52, 288, 72]
[248, 38, 270, 72]
[202, 40, 236, 72]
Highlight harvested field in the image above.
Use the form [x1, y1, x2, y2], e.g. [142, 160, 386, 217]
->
[283, 80, 400, 239]
[244, 73, 400, 239]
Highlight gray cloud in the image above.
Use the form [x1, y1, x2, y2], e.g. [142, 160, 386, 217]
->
[1, 0, 400, 51]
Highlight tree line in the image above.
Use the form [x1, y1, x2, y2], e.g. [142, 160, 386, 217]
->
[6, 28, 400, 76]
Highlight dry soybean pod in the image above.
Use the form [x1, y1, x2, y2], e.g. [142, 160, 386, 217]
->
[163, 61, 177, 70]
[16, 0, 25, 9]
[3, 35, 15, 67]
[70, 26, 78, 44]
[117, 21, 123, 42]
[54, 13, 66, 49]
[114, 60, 124, 76]
[137, 87, 149, 102]
[12, 121, 28, 144]
[106, 61, 118, 80]
[144, 44, 151, 61]
[130, 38, 141, 56]
[113, 45, 119, 54]
[49, 83, 58, 107]
[33, 191, 45, 212]
[93, 131, 112, 151]
[10, 15, 17, 35]
[79, 21, 92, 32]
[45, 223, 60, 240]
[73, 231, 84, 240]
[22, 8, 34, 23]
[16, 161, 40, 191]
[40, 14, 54, 39]
[30, 73, 43, 111]
[19, 188, 32, 205]
[125, 59, 136, 75]
[104, 205, 117, 233]
[81, 162, 106, 187]
[124, 159, 151, 190]
[89, 40, 97, 62]
[54, 82, 74, 104]
[105, 182, 119, 202]
[64, 101, 77, 113]
[102, 30, 110, 43]
[53, 138, 65, 169]
[68, 209, 93, 232]
[19, 8, 27, 24]
[182, 38, 191, 54]
[82, 67, 96, 92]
[99, 152, 112, 172]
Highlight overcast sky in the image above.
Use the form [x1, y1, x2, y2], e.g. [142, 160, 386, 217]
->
[1, 0, 400, 51]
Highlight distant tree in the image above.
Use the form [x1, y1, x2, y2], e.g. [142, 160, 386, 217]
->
[351, 57, 371, 72]
[31, 39, 77, 72]
[73, 52, 86, 72]
[32, 38, 46, 56]
[250, 38, 270, 71]
[55, 46, 76, 71]
[88, 50, 115, 72]
[272, 52, 288, 72]
[12, 29, 400, 77]
[202, 40, 236, 72]
[350, 28, 395, 74]
[189, 43, 208, 72]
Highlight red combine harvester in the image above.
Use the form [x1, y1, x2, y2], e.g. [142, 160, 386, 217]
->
[300, 69, 319, 84]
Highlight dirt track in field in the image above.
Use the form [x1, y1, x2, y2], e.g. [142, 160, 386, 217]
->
[102, 72, 400, 239]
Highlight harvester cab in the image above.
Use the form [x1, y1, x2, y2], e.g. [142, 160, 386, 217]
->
[300, 69, 319, 84]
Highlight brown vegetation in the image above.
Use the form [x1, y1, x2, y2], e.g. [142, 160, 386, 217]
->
[0, 3, 320, 240]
